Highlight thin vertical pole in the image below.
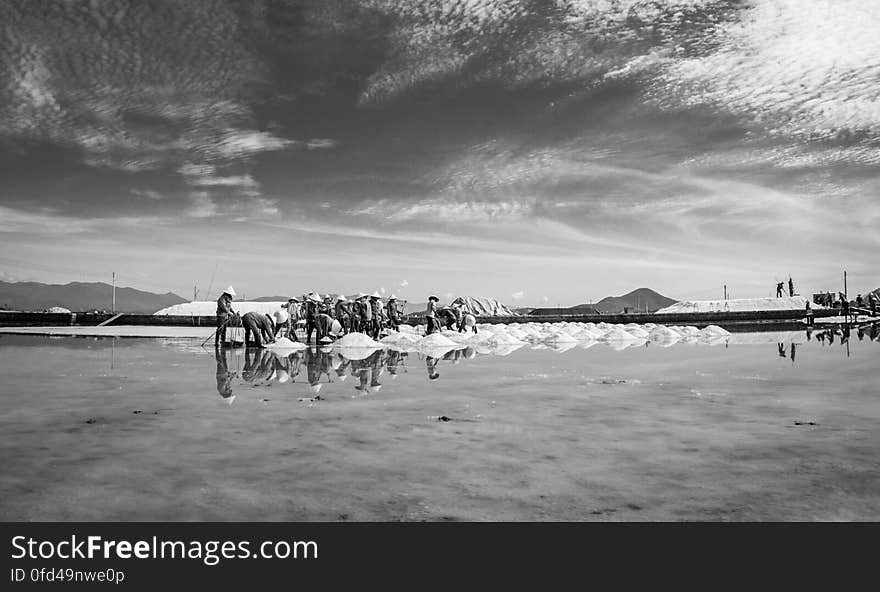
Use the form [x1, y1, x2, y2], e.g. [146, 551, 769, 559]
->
[843, 270, 847, 298]
[112, 272, 116, 312]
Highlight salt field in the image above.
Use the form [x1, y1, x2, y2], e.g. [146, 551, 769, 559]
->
[0, 323, 878, 521]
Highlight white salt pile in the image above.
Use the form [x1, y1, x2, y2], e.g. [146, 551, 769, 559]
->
[379, 331, 401, 344]
[265, 337, 306, 350]
[334, 332, 383, 348]
[419, 333, 461, 348]
[648, 326, 680, 346]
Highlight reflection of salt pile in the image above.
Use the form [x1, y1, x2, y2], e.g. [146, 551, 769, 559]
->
[492, 332, 525, 346]
[648, 326, 680, 347]
[334, 332, 383, 348]
[548, 341, 578, 353]
[544, 331, 578, 345]
[600, 326, 637, 342]
[624, 324, 650, 339]
[492, 343, 525, 356]
[700, 325, 731, 336]
[698, 324, 731, 345]
[419, 332, 463, 357]
[336, 347, 380, 361]
[265, 337, 306, 350]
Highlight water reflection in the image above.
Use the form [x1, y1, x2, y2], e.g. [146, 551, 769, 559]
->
[213, 346, 431, 402]
[206, 325, 880, 401]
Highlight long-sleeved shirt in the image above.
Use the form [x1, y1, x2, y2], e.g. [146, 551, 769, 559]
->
[362, 300, 373, 321]
[426, 300, 436, 318]
[386, 301, 399, 320]
[216, 294, 233, 316]
[335, 301, 348, 318]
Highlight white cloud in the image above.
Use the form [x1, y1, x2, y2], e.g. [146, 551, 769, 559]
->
[511, 291, 525, 300]
[187, 174, 259, 189]
[654, 0, 880, 151]
[187, 192, 217, 218]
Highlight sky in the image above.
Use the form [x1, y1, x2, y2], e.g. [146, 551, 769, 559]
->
[0, 0, 878, 307]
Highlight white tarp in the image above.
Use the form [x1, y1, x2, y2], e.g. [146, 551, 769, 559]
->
[450, 296, 517, 317]
[656, 296, 822, 314]
[154, 301, 285, 316]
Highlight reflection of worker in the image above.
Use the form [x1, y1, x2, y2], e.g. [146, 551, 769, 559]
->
[790, 343, 796, 364]
[214, 344, 235, 401]
[385, 349, 405, 376]
[243, 348, 274, 383]
[777, 343, 786, 357]
[242, 311, 276, 347]
[215, 286, 236, 347]
[426, 355, 440, 380]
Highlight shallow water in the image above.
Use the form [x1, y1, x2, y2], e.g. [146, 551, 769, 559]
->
[0, 330, 878, 521]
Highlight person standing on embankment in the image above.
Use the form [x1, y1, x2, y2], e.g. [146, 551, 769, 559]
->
[215, 286, 236, 347]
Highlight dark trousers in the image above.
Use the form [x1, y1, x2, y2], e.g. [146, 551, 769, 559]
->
[306, 319, 316, 343]
[215, 313, 230, 346]
[426, 317, 438, 335]
[242, 317, 267, 347]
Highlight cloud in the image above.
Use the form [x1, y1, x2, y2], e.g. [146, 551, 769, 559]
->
[186, 192, 217, 218]
[652, 0, 880, 162]
[511, 291, 524, 300]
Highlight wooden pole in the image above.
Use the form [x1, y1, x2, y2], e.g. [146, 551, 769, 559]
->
[112, 272, 116, 312]
[844, 270, 847, 299]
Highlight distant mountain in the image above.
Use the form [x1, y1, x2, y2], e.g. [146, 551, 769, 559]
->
[572, 288, 677, 313]
[0, 281, 187, 314]
[251, 296, 290, 302]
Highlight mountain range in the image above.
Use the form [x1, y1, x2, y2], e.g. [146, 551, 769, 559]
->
[0, 281, 187, 314]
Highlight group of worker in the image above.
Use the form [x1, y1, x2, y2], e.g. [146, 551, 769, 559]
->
[276, 291, 404, 345]
[214, 286, 416, 348]
[215, 286, 479, 348]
